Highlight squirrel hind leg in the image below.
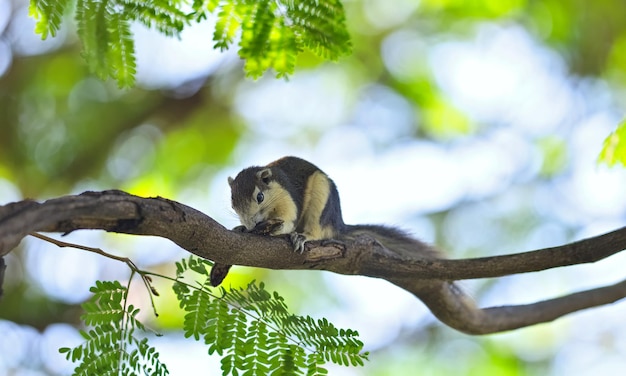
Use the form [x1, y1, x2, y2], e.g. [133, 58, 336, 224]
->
[290, 232, 343, 254]
[290, 232, 308, 253]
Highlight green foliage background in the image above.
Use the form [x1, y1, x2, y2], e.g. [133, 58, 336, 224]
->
[1, 0, 626, 374]
[29, 0, 351, 85]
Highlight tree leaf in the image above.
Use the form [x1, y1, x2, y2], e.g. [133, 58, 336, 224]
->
[29, 0, 352, 85]
[29, 0, 71, 39]
[599, 120, 626, 167]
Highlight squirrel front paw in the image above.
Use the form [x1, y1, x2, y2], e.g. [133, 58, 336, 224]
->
[232, 225, 247, 233]
[241, 219, 284, 236]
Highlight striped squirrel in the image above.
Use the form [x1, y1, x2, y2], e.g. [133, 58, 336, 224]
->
[210, 156, 439, 286]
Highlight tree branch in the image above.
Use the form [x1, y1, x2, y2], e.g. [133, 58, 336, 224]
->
[1, 190, 625, 334]
[383, 227, 626, 280]
[0, 256, 5, 299]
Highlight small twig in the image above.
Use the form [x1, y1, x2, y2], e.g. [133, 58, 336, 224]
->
[28, 232, 295, 341]
[29, 232, 159, 317]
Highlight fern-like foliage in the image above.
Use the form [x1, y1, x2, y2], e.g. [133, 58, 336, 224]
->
[173, 256, 368, 375]
[29, 0, 71, 38]
[73, 0, 188, 87]
[59, 280, 169, 376]
[210, 0, 351, 78]
[29, 0, 352, 86]
[60, 257, 367, 375]
[285, 0, 352, 60]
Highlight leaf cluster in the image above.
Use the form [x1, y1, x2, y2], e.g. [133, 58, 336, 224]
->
[173, 256, 368, 375]
[29, 0, 352, 87]
[59, 280, 168, 376]
[59, 257, 367, 375]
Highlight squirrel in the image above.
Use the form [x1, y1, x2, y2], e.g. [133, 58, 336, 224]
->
[209, 156, 439, 286]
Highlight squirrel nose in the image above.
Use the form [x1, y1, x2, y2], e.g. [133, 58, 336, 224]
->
[243, 217, 257, 230]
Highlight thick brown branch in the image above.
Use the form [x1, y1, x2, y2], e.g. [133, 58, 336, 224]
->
[1, 190, 625, 334]
[0, 190, 296, 267]
[396, 277, 626, 334]
[0, 257, 5, 299]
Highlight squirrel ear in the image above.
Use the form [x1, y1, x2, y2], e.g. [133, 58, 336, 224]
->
[257, 168, 272, 184]
[227, 176, 234, 186]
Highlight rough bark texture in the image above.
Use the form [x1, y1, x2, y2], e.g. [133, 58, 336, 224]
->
[0, 256, 5, 298]
[1, 190, 625, 334]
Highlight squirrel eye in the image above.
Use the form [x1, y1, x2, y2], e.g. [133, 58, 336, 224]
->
[256, 192, 264, 204]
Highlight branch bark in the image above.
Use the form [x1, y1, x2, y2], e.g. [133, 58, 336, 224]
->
[0, 256, 5, 299]
[1, 190, 625, 334]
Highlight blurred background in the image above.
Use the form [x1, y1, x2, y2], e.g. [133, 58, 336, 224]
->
[2, 0, 626, 374]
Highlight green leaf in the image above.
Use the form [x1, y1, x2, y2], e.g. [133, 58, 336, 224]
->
[75, 0, 111, 79]
[285, 0, 352, 60]
[29, 0, 71, 39]
[107, 12, 136, 88]
[65, 256, 367, 376]
[64, 280, 168, 375]
[30, 0, 352, 85]
[599, 120, 626, 167]
[214, 0, 242, 51]
[173, 256, 368, 374]
[120, 1, 187, 37]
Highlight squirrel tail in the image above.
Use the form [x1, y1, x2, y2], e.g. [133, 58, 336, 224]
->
[343, 224, 441, 259]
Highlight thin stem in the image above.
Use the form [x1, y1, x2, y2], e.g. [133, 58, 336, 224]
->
[29, 232, 159, 317]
